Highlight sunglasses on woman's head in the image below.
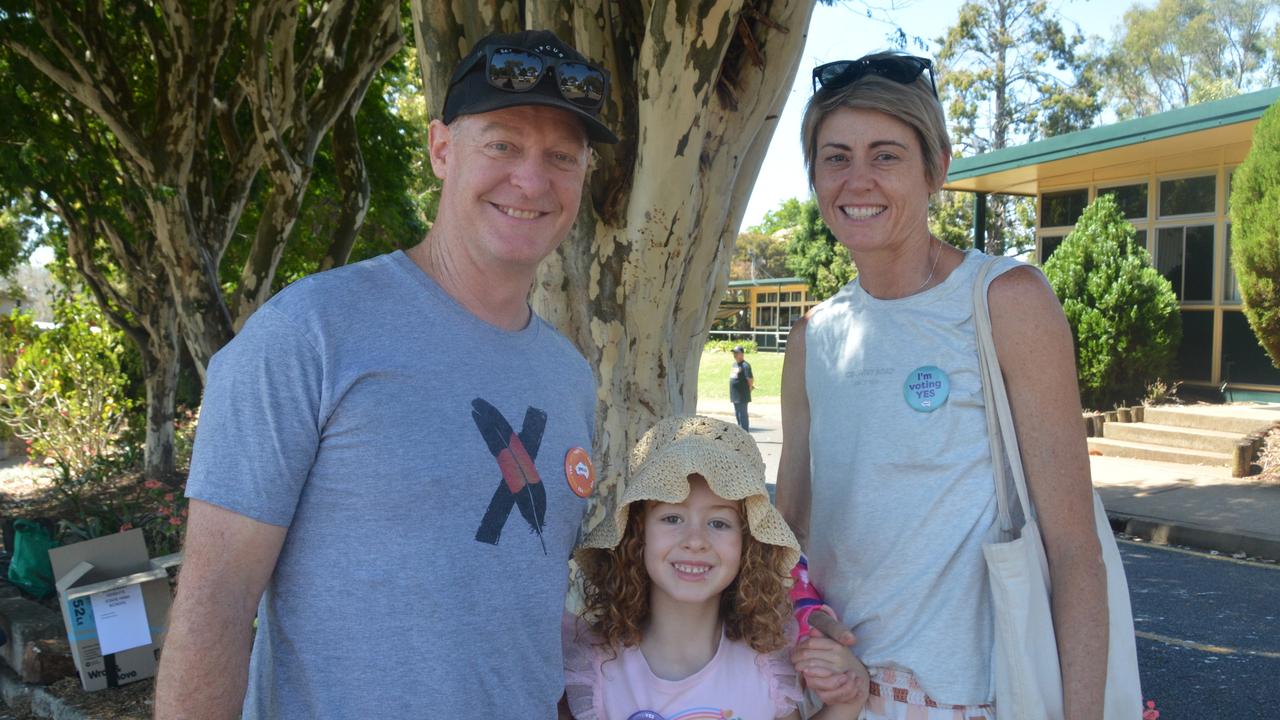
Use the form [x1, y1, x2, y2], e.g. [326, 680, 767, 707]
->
[458, 46, 608, 110]
[812, 56, 937, 98]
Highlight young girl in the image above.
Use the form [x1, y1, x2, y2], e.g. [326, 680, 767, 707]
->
[564, 416, 865, 720]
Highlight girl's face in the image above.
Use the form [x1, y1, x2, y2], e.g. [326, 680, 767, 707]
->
[643, 475, 744, 612]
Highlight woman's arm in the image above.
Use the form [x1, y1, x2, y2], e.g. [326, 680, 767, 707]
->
[988, 267, 1107, 720]
[777, 317, 812, 548]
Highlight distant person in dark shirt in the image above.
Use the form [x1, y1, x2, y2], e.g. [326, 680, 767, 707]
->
[730, 344, 755, 430]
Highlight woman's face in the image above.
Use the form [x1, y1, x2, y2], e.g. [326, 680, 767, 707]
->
[812, 107, 938, 257]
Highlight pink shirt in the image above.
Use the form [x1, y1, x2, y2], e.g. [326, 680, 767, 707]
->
[563, 614, 803, 720]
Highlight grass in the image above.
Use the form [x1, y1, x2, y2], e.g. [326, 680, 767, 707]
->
[697, 348, 785, 400]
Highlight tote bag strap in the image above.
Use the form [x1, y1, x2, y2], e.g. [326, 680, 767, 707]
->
[971, 255, 1034, 536]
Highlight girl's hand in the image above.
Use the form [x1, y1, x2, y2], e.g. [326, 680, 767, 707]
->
[792, 627, 870, 708]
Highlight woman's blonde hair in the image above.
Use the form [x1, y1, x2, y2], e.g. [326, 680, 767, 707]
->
[801, 51, 951, 188]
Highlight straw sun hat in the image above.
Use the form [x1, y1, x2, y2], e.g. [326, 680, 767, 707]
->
[582, 415, 800, 573]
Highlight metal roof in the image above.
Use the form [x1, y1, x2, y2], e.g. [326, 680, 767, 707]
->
[944, 87, 1280, 195]
[726, 277, 807, 287]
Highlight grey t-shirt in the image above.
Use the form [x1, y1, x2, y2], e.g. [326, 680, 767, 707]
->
[186, 251, 596, 719]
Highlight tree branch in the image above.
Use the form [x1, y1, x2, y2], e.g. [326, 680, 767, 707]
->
[3, 39, 155, 179]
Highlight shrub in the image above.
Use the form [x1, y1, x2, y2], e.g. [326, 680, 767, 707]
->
[56, 463, 189, 556]
[1229, 101, 1280, 369]
[705, 339, 758, 354]
[0, 293, 132, 482]
[1043, 195, 1182, 409]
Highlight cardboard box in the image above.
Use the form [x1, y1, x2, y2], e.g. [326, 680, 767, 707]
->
[48, 529, 181, 691]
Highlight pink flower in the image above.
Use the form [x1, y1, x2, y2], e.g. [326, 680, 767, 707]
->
[143, 479, 163, 490]
[1143, 700, 1160, 720]
[169, 516, 182, 526]
[119, 522, 133, 531]
[157, 505, 171, 516]
[164, 493, 174, 502]
[181, 507, 189, 517]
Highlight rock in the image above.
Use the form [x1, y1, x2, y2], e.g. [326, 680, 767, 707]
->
[0, 597, 64, 678]
[21, 638, 76, 684]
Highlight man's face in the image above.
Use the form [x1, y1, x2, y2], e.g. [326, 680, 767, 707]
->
[429, 105, 590, 272]
[733, 351, 744, 361]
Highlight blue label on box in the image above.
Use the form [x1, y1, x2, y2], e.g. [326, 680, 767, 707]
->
[66, 596, 98, 642]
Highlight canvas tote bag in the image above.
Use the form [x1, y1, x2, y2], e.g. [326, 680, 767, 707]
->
[971, 256, 1142, 720]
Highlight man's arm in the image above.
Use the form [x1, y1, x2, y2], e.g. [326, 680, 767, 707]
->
[989, 268, 1106, 720]
[155, 500, 287, 719]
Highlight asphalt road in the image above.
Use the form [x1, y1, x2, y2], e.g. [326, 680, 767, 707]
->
[1121, 540, 1280, 718]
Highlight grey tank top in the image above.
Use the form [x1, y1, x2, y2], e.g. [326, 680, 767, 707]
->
[804, 249, 1022, 705]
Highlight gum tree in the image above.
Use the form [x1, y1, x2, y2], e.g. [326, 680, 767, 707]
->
[408, 0, 816, 526]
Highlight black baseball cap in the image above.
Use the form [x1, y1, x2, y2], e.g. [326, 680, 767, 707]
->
[443, 30, 619, 144]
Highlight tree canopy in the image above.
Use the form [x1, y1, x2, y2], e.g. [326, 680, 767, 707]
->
[936, 0, 1101, 255]
[1102, 0, 1280, 118]
[0, 1, 416, 476]
[1229, 100, 1280, 369]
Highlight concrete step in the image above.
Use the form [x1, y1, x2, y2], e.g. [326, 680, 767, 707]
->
[1142, 405, 1280, 435]
[1102, 422, 1247, 454]
[1087, 437, 1232, 467]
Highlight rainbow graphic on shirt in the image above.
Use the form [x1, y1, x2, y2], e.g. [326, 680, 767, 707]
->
[626, 709, 741, 720]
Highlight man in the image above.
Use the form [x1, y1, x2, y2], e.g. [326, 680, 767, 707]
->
[155, 30, 617, 719]
[729, 344, 754, 430]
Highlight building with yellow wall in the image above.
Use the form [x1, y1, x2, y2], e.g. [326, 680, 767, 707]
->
[945, 87, 1280, 401]
[713, 277, 816, 350]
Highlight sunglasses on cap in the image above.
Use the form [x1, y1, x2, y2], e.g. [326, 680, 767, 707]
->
[812, 55, 937, 97]
[454, 46, 608, 111]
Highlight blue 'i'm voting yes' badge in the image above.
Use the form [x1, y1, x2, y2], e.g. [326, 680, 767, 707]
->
[904, 366, 950, 412]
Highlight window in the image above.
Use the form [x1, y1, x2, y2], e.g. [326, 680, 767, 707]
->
[1041, 189, 1089, 227]
[1098, 183, 1148, 219]
[760, 292, 777, 304]
[781, 306, 806, 327]
[1156, 225, 1214, 302]
[1040, 236, 1065, 263]
[1158, 176, 1215, 217]
[1177, 310, 1214, 382]
[1223, 310, 1280, 385]
[1224, 225, 1241, 304]
[756, 306, 776, 327]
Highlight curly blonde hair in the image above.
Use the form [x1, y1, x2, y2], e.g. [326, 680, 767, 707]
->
[575, 499, 793, 656]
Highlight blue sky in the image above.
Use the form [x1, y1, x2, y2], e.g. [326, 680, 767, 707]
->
[740, 0, 1133, 229]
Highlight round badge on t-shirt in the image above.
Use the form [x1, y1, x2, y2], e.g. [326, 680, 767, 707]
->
[564, 447, 595, 498]
[904, 366, 950, 412]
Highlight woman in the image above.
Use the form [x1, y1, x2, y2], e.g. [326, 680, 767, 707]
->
[775, 52, 1107, 720]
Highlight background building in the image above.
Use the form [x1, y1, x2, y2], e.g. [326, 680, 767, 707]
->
[946, 88, 1280, 401]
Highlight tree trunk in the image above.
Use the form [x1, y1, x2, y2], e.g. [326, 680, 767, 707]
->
[141, 318, 181, 481]
[149, 194, 237, 379]
[319, 109, 371, 272]
[412, 0, 816, 534]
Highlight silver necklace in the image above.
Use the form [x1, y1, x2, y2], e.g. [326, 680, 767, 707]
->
[910, 237, 941, 296]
